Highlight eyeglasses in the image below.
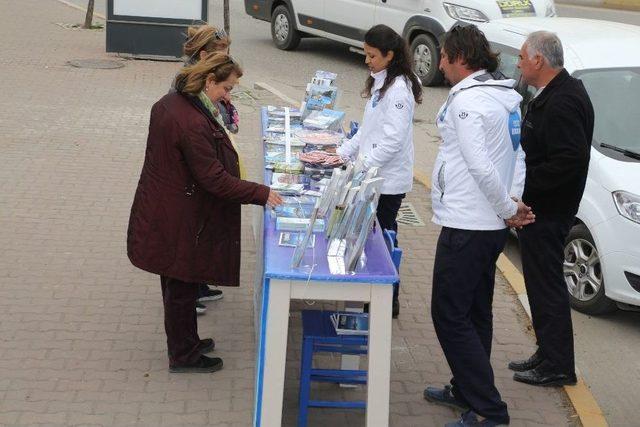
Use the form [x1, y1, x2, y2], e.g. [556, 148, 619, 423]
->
[214, 28, 228, 40]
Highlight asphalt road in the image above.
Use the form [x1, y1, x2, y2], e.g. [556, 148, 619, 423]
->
[62, 1, 640, 425]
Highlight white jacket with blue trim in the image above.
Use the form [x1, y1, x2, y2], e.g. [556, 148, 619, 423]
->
[337, 69, 415, 195]
[431, 70, 526, 231]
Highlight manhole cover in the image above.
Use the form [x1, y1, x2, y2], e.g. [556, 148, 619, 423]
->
[67, 59, 124, 69]
[397, 202, 425, 226]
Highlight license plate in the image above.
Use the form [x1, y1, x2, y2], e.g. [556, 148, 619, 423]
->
[496, 0, 536, 17]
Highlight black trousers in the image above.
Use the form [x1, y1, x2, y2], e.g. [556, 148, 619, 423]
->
[432, 227, 509, 424]
[377, 193, 405, 302]
[376, 193, 405, 243]
[160, 276, 201, 366]
[517, 215, 575, 375]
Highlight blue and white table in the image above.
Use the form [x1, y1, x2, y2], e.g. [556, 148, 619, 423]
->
[253, 108, 399, 426]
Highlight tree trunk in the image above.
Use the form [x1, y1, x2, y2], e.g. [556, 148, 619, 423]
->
[83, 0, 95, 29]
[223, 0, 230, 36]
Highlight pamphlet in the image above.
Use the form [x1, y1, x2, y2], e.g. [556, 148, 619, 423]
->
[330, 312, 369, 335]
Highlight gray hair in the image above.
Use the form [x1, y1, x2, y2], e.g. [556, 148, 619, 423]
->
[525, 31, 564, 69]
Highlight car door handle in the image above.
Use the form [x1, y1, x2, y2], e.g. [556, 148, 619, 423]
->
[381, 0, 387, 3]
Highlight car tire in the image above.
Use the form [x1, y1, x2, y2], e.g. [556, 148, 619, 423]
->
[271, 5, 301, 51]
[410, 34, 443, 87]
[563, 224, 617, 315]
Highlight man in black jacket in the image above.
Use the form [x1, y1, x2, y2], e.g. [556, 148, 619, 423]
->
[509, 31, 594, 386]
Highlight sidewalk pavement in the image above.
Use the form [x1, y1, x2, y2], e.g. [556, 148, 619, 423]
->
[0, 1, 576, 426]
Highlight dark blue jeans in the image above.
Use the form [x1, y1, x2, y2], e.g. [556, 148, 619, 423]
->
[431, 227, 510, 424]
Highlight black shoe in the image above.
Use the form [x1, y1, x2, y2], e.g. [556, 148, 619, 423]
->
[513, 361, 577, 387]
[169, 355, 223, 373]
[198, 287, 223, 302]
[508, 348, 544, 372]
[392, 299, 400, 318]
[167, 338, 215, 358]
[197, 338, 215, 354]
[423, 385, 469, 412]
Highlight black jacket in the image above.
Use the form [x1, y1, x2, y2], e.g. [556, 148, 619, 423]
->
[521, 69, 594, 216]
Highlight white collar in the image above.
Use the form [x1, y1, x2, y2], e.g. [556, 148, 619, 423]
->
[534, 86, 546, 98]
[371, 68, 388, 92]
[449, 69, 487, 94]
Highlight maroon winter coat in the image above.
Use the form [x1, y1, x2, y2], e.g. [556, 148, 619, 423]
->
[127, 92, 269, 285]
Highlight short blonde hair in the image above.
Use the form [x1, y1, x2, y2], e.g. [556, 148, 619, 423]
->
[174, 53, 243, 95]
[183, 25, 230, 60]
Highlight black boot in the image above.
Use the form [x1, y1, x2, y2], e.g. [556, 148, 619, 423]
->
[169, 355, 223, 373]
[513, 360, 577, 387]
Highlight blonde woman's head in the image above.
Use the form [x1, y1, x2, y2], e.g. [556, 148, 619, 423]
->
[183, 25, 230, 63]
[174, 53, 243, 101]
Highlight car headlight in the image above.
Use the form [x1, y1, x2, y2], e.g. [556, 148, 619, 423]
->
[545, 2, 556, 16]
[613, 191, 640, 224]
[443, 3, 489, 22]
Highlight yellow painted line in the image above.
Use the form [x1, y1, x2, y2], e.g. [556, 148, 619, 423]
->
[565, 378, 609, 427]
[602, 0, 640, 11]
[496, 254, 527, 295]
[55, 0, 106, 20]
[412, 167, 608, 427]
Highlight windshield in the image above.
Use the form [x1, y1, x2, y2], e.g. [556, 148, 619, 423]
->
[576, 68, 640, 154]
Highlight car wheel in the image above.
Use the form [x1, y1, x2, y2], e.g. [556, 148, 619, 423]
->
[410, 34, 443, 87]
[563, 224, 617, 315]
[271, 5, 301, 51]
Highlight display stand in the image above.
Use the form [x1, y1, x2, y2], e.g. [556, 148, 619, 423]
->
[253, 108, 398, 427]
[106, 0, 208, 59]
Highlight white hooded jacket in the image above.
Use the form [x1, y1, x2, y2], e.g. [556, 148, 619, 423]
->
[337, 69, 415, 195]
[431, 70, 526, 231]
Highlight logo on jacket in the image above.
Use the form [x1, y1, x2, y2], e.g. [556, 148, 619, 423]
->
[395, 102, 404, 110]
[458, 111, 468, 119]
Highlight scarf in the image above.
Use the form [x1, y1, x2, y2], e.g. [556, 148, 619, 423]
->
[197, 91, 246, 179]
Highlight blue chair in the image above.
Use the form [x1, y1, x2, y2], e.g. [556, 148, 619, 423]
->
[297, 231, 402, 426]
[382, 230, 403, 303]
[298, 310, 368, 426]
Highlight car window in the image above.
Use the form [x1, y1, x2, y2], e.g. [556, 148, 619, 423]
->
[574, 67, 640, 157]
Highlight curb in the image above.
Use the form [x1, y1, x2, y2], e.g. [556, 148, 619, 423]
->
[55, 0, 106, 20]
[250, 80, 609, 427]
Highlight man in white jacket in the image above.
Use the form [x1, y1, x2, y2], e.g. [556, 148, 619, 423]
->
[422, 26, 534, 427]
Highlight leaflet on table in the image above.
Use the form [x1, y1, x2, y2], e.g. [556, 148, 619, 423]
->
[330, 312, 369, 335]
[291, 198, 322, 268]
[303, 109, 345, 132]
[264, 135, 305, 147]
[311, 70, 337, 87]
[266, 105, 302, 122]
[274, 204, 315, 219]
[278, 232, 316, 248]
[270, 182, 305, 195]
[277, 217, 325, 233]
[273, 161, 305, 174]
[295, 129, 343, 146]
[303, 84, 339, 111]
[271, 172, 309, 185]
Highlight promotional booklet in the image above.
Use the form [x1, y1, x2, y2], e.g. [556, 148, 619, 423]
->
[278, 232, 316, 248]
[330, 312, 369, 335]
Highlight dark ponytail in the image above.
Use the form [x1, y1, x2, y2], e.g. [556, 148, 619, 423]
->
[362, 24, 422, 104]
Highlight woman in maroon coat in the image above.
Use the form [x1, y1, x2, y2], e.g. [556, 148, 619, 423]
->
[127, 53, 282, 373]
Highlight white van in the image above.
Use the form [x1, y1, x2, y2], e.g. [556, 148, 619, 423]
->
[244, 0, 556, 85]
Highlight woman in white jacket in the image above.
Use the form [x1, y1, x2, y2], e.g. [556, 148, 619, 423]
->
[337, 24, 422, 316]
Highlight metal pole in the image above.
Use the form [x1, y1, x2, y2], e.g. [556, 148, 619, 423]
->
[223, 0, 230, 35]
